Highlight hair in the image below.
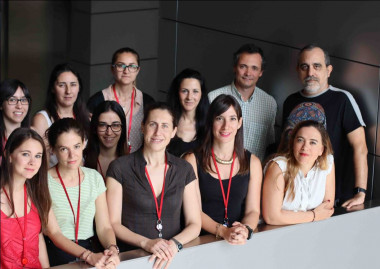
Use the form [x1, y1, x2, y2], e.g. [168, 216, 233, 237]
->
[46, 118, 85, 149]
[84, 101, 126, 169]
[45, 63, 90, 136]
[275, 120, 333, 201]
[233, 43, 266, 70]
[142, 102, 178, 128]
[166, 68, 209, 141]
[298, 44, 331, 66]
[0, 79, 32, 153]
[196, 94, 249, 174]
[111, 47, 140, 66]
[0, 128, 51, 230]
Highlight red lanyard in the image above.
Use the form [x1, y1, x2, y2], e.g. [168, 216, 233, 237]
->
[3, 184, 29, 266]
[112, 84, 135, 153]
[144, 154, 168, 238]
[211, 149, 236, 227]
[55, 166, 81, 244]
[97, 158, 105, 181]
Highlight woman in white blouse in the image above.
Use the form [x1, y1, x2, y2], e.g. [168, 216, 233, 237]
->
[262, 120, 335, 225]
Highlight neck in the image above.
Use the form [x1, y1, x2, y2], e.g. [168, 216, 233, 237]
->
[212, 140, 235, 160]
[99, 145, 118, 158]
[299, 162, 315, 177]
[10, 176, 27, 192]
[302, 84, 329, 97]
[143, 147, 166, 167]
[114, 83, 134, 97]
[3, 118, 21, 139]
[56, 164, 80, 180]
[181, 110, 196, 123]
[235, 83, 255, 101]
[57, 106, 74, 117]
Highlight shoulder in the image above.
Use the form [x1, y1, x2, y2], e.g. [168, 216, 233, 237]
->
[169, 152, 193, 170]
[264, 156, 287, 174]
[284, 91, 302, 104]
[255, 87, 277, 105]
[81, 166, 103, 181]
[208, 85, 230, 101]
[32, 111, 49, 126]
[87, 91, 105, 112]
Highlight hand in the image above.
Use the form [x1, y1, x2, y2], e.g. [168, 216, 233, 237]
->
[86, 252, 108, 269]
[313, 200, 334, 221]
[220, 222, 247, 245]
[143, 238, 175, 262]
[149, 241, 177, 269]
[103, 249, 120, 269]
[342, 192, 365, 209]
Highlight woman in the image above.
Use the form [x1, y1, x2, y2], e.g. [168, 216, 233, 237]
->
[262, 120, 335, 225]
[44, 118, 119, 267]
[84, 101, 126, 179]
[0, 79, 32, 161]
[166, 68, 209, 157]
[32, 63, 90, 167]
[106, 102, 201, 269]
[1, 128, 51, 268]
[184, 94, 262, 245]
[87, 47, 154, 154]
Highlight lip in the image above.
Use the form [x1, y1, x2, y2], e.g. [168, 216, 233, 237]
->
[67, 160, 77, 164]
[300, 153, 308, 157]
[25, 168, 35, 172]
[151, 138, 164, 143]
[219, 132, 231, 138]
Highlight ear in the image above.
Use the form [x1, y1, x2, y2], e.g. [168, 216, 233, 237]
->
[171, 127, 177, 139]
[327, 65, 333, 78]
[237, 117, 243, 129]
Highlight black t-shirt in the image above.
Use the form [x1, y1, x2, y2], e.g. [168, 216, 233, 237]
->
[282, 86, 365, 201]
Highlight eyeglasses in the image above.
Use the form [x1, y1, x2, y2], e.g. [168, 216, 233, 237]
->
[98, 122, 122, 132]
[112, 63, 139, 73]
[6, 97, 30, 105]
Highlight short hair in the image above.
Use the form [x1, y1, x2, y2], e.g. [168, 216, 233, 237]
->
[233, 43, 266, 70]
[111, 47, 140, 66]
[298, 44, 331, 66]
[143, 102, 178, 128]
[166, 68, 209, 140]
[47, 118, 85, 149]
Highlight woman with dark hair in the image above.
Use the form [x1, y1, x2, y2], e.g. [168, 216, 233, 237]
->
[262, 120, 335, 225]
[106, 102, 201, 268]
[32, 63, 90, 167]
[1, 128, 51, 268]
[184, 94, 261, 245]
[0, 79, 32, 161]
[84, 101, 126, 179]
[87, 47, 154, 154]
[166, 68, 209, 157]
[44, 118, 119, 267]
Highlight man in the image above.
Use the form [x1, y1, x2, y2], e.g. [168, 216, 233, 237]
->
[283, 44, 368, 208]
[208, 44, 277, 161]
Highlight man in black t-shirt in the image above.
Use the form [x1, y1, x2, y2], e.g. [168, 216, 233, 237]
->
[282, 44, 368, 208]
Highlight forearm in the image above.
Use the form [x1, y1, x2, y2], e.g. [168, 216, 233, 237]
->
[264, 209, 314, 225]
[170, 221, 201, 245]
[96, 226, 117, 249]
[45, 231, 88, 258]
[200, 212, 220, 235]
[241, 210, 260, 230]
[353, 147, 368, 189]
[39, 233, 50, 268]
[112, 222, 150, 250]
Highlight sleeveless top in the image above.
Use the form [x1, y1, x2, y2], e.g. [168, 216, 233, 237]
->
[196, 151, 251, 226]
[1, 202, 42, 268]
[264, 154, 334, 211]
[167, 136, 200, 158]
[37, 110, 58, 168]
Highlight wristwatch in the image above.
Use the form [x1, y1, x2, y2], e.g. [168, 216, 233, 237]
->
[245, 225, 254, 240]
[170, 238, 183, 252]
[353, 187, 366, 195]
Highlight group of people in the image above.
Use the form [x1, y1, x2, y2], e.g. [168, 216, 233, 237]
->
[0, 43, 368, 268]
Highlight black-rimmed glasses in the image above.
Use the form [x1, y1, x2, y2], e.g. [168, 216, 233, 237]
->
[112, 63, 139, 73]
[6, 97, 30, 105]
[98, 122, 122, 132]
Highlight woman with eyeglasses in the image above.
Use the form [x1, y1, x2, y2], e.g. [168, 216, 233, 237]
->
[0, 79, 32, 163]
[166, 68, 209, 158]
[32, 63, 90, 167]
[87, 47, 154, 154]
[84, 101, 126, 180]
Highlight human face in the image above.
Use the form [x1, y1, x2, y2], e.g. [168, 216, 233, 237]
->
[234, 53, 263, 91]
[142, 109, 177, 152]
[97, 111, 122, 150]
[178, 78, 202, 113]
[297, 48, 333, 96]
[54, 130, 84, 169]
[10, 138, 43, 181]
[112, 52, 140, 86]
[293, 126, 324, 168]
[2, 87, 29, 125]
[212, 106, 242, 144]
[54, 71, 80, 108]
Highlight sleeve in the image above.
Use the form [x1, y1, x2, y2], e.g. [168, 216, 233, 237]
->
[269, 98, 278, 144]
[264, 156, 287, 175]
[183, 161, 196, 185]
[106, 158, 124, 184]
[87, 91, 105, 113]
[326, 154, 334, 175]
[94, 169, 107, 197]
[342, 94, 365, 134]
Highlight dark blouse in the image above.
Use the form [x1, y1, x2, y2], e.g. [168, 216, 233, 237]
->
[107, 149, 196, 251]
[167, 136, 200, 158]
[196, 151, 251, 227]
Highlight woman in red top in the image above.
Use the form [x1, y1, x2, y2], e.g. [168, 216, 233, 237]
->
[0, 128, 51, 268]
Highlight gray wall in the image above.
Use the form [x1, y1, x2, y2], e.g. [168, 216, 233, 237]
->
[158, 1, 380, 200]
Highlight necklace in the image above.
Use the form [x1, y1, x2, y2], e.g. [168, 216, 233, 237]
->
[214, 153, 234, 165]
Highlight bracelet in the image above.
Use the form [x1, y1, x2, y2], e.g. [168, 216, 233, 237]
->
[215, 223, 222, 239]
[311, 209, 316, 222]
[80, 249, 90, 260]
[85, 251, 93, 264]
[107, 244, 120, 254]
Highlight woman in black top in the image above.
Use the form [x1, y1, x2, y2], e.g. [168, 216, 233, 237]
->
[166, 68, 209, 157]
[185, 94, 262, 245]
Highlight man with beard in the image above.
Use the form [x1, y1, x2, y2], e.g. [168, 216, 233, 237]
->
[282, 44, 368, 208]
[208, 43, 277, 162]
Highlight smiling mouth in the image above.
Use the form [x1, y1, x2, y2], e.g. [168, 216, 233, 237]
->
[300, 153, 308, 157]
[219, 132, 231, 137]
[151, 138, 163, 143]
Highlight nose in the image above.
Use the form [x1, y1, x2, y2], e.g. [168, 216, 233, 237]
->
[65, 85, 71, 94]
[15, 100, 22, 108]
[105, 126, 113, 135]
[307, 67, 314, 77]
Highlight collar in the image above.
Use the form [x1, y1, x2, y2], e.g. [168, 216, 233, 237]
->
[230, 82, 255, 102]
[134, 148, 175, 167]
[108, 85, 142, 106]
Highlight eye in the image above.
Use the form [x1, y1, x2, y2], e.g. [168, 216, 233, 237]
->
[8, 97, 17, 102]
[230, 116, 237, 121]
[193, 89, 200, 94]
[22, 152, 30, 157]
[116, 63, 126, 68]
[252, 66, 259, 71]
[148, 122, 156, 127]
[162, 124, 169, 129]
[74, 144, 81, 149]
[59, 147, 67, 152]
[296, 138, 304, 143]
[70, 82, 78, 87]
[239, 65, 247, 70]
[35, 154, 42, 159]
[310, 141, 318, 145]
[313, 64, 322, 70]
[215, 116, 223, 121]
[180, 89, 188, 94]
[299, 64, 309, 71]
